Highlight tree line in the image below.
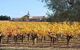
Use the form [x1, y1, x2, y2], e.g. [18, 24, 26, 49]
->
[0, 15, 11, 20]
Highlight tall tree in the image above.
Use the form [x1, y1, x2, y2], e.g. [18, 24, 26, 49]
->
[42, 0, 80, 22]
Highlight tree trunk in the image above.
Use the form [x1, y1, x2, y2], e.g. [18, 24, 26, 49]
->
[50, 37, 53, 46]
[52, 38, 55, 45]
[27, 34, 30, 41]
[32, 38, 35, 45]
[14, 36, 17, 43]
[7, 37, 9, 43]
[0, 36, 2, 43]
[66, 35, 72, 46]
[21, 35, 24, 43]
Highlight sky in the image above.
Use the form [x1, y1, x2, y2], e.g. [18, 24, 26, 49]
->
[0, 0, 47, 18]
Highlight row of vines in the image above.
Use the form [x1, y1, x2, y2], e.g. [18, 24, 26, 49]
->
[0, 22, 80, 46]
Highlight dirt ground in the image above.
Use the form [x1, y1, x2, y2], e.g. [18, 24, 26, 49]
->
[0, 47, 80, 50]
[0, 37, 80, 50]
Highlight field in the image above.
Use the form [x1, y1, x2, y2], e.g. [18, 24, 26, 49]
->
[0, 22, 80, 50]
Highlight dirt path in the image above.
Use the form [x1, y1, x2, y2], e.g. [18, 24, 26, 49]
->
[0, 47, 80, 50]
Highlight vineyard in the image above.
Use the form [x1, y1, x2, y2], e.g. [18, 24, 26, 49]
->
[0, 22, 80, 48]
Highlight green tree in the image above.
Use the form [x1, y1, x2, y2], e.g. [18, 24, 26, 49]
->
[0, 15, 11, 20]
[42, 0, 80, 22]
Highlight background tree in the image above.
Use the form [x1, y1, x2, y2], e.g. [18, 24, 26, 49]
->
[41, 0, 80, 22]
[0, 15, 11, 20]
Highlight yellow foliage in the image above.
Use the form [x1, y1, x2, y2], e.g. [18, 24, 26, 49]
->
[0, 22, 80, 37]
